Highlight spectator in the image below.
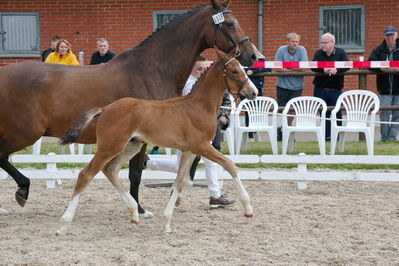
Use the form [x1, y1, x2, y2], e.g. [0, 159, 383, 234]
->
[311, 33, 349, 141]
[243, 57, 271, 141]
[369, 26, 399, 141]
[45, 39, 79, 65]
[145, 57, 236, 208]
[41, 35, 60, 62]
[90, 38, 116, 65]
[274, 33, 308, 140]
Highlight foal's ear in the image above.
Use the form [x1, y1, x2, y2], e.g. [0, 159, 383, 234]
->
[214, 45, 228, 62]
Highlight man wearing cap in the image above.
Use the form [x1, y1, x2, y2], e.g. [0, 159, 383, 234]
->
[369, 26, 399, 142]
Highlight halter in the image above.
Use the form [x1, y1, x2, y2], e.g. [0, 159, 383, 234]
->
[220, 57, 248, 99]
[212, 9, 250, 54]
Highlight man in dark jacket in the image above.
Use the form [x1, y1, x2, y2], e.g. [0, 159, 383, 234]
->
[89, 38, 116, 65]
[369, 26, 399, 141]
[312, 32, 349, 140]
[41, 36, 60, 62]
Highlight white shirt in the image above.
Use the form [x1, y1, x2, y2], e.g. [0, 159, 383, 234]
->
[182, 74, 197, 96]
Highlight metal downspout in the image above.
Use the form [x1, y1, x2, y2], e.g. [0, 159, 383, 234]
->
[257, 0, 263, 53]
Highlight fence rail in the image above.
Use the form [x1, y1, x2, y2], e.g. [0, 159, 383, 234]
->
[2, 153, 399, 189]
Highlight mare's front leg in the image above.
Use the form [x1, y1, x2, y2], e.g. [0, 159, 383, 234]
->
[0, 158, 30, 207]
[102, 140, 145, 226]
[163, 151, 196, 233]
[193, 143, 253, 218]
[128, 143, 153, 218]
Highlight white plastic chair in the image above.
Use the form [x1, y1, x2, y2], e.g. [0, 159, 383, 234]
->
[221, 94, 237, 155]
[330, 90, 380, 155]
[234, 97, 278, 155]
[282, 96, 327, 155]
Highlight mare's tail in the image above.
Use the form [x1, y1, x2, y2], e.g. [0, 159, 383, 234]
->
[60, 108, 102, 145]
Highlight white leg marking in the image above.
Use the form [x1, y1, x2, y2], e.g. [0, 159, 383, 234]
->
[233, 176, 253, 217]
[120, 192, 140, 225]
[163, 187, 179, 233]
[57, 194, 80, 235]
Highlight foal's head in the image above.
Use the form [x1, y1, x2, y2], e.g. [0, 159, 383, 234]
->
[215, 47, 258, 100]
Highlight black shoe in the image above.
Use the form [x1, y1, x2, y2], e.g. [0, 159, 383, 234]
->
[209, 195, 236, 208]
[142, 153, 150, 169]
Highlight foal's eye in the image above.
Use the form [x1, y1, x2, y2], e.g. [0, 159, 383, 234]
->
[232, 70, 238, 74]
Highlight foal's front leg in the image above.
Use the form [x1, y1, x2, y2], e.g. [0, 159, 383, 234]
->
[194, 143, 253, 218]
[163, 151, 196, 233]
[57, 154, 110, 235]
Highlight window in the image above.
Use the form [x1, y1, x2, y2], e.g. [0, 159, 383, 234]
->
[0, 12, 40, 57]
[320, 6, 365, 51]
[153, 10, 186, 31]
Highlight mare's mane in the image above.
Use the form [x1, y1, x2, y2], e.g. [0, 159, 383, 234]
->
[135, 4, 208, 49]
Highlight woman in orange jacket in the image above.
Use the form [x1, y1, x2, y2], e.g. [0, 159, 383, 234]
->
[45, 39, 79, 65]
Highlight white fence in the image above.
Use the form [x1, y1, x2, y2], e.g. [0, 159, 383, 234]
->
[1, 153, 399, 189]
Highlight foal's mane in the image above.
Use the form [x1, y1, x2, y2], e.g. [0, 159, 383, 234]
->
[190, 61, 218, 94]
[135, 4, 208, 49]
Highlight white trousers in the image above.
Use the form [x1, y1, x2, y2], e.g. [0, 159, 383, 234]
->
[146, 150, 221, 198]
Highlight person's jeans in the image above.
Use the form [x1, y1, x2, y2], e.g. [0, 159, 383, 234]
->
[379, 94, 399, 141]
[314, 87, 342, 140]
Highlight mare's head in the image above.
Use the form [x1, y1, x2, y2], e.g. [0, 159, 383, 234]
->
[215, 47, 258, 100]
[206, 0, 263, 67]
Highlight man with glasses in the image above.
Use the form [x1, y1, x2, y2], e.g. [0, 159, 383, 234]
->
[369, 26, 399, 141]
[311, 32, 349, 141]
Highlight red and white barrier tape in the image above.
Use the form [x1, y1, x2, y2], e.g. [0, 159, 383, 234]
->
[252, 61, 399, 69]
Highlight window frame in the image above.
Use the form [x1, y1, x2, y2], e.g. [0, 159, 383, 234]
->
[152, 10, 186, 32]
[0, 12, 40, 58]
[319, 5, 365, 53]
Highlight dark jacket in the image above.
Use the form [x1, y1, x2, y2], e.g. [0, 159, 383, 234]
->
[368, 39, 399, 95]
[89, 50, 116, 65]
[312, 47, 349, 90]
[218, 90, 231, 130]
[41, 48, 54, 62]
[244, 58, 271, 96]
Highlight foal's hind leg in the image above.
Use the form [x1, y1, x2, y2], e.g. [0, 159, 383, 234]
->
[102, 140, 145, 226]
[163, 151, 196, 233]
[57, 153, 115, 235]
[193, 143, 253, 217]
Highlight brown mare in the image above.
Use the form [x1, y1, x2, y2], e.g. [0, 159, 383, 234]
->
[58, 47, 257, 234]
[0, 0, 262, 214]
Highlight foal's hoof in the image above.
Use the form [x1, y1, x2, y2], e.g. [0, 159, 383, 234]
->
[15, 183, 30, 207]
[244, 213, 253, 218]
[131, 219, 139, 226]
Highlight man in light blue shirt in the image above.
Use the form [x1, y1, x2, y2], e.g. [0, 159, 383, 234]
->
[274, 33, 308, 139]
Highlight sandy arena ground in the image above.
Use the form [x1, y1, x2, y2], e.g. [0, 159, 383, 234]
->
[1, 176, 399, 265]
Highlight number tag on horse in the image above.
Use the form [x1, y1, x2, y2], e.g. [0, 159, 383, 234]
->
[212, 13, 225, 24]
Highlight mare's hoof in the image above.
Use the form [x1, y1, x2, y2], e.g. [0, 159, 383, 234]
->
[139, 209, 154, 219]
[244, 213, 253, 218]
[15, 183, 30, 207]
[131, 219, 139, 226]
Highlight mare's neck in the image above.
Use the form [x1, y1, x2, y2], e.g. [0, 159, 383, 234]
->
[113, 5, 212, 98]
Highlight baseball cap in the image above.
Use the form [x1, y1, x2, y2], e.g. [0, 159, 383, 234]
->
[384, 26, 397, 35]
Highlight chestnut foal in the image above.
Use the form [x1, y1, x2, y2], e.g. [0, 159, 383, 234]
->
[58, 47, 257, 234]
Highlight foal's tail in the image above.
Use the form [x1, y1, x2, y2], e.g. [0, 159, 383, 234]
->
[60, 108, 102, 145]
